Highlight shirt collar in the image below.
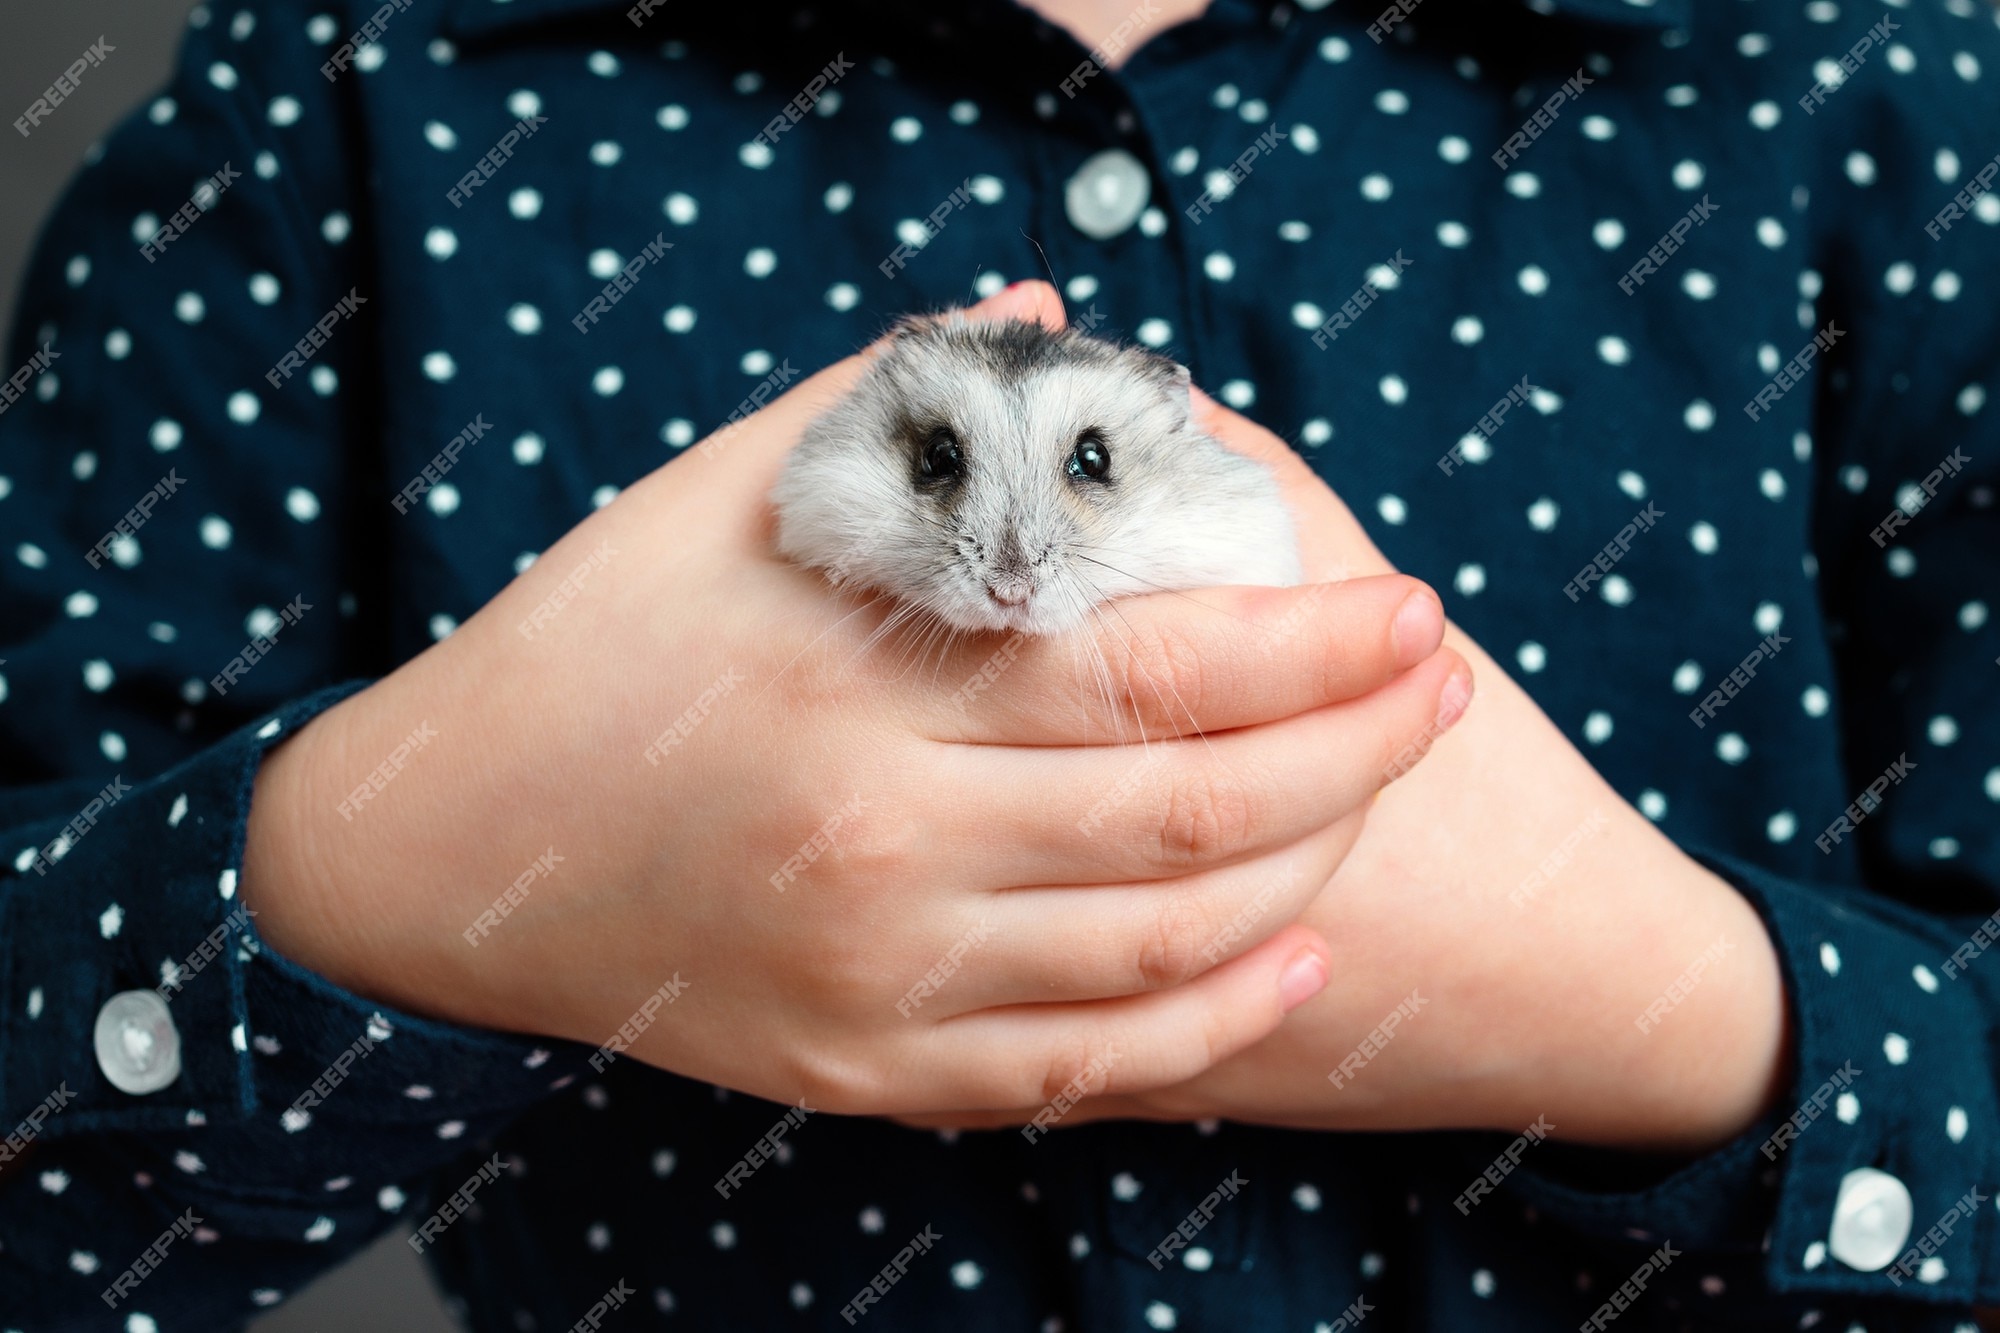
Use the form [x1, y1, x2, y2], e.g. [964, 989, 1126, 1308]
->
[442, 0, 1689, 41]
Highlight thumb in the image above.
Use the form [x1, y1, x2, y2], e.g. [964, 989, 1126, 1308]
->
[1189, 384, 1397, 584]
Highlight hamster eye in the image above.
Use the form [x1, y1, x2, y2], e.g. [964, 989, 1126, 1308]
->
[920, 427, 962, 481]
[1067, 430, 1111, 482]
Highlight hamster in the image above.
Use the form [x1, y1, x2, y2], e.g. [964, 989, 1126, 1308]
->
[772, 315, 1302, 637]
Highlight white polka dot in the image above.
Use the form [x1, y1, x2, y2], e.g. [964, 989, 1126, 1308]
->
[744, 248, 778, 278]
[592, 366, 624, 396]
[1359, 173, 1392, 201]
[1472, 1269, 1496, 1298]
[1517, 642, 1547, 673]
[663, 305, 696, 333]
[1592, 218, 1625, 249]
[286, 488, 321, 522]
[1846, 151, 1877, 186]
[1671, 159, 1705, 190]
[1946, 1105, 1968, 1141]
[1883, 1033, 1910, 1065]
[1767, 811, 1797, 843]
[1688, 521, 1718, 553]
[1684, 401, 1715, 431]
[1835, 1092, 1860, 1123]
[422, 352, 456, 382]
[423, 120, 458, 152]
[226, 391, 260, 424]
[1681, 270, 1717, 300]
[424, 227, 458, 260]
[1597, 336, 1630, 365]
[1716, 733, 1748, 764]
[1438, 135, 1470, 163]
[1437, 221, 1470, 247]
[1749, 100, 1781, 129]
[1582, 711, 1613, 745]
[506, 304, 542, 335]
[1820, 942, 1841, 976]
[1518, 265, 1549, 296]
[1451, 316, 1484, 345]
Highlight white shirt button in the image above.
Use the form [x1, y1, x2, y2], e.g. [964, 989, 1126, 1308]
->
[1064, 149, 1152, 240]
[94, 989, 182, 1095]
[1827, 1166, 1913, 1272]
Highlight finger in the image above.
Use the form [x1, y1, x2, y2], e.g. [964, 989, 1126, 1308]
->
[969, 646, 1470, 884]
[907, 923, 1330, 1113]
[923, 574, 1446, 744]
[937, 813, 1361, 1013]
[1188, 384, 1397, 583]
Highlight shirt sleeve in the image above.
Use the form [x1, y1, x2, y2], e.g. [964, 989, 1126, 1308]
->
[1498, 10, 2000, 1306]
[0, 8, 587, 1326]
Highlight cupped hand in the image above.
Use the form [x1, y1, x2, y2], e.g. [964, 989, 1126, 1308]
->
[903, 386, 1790, 1152]
[240, 282, 1471, 1119]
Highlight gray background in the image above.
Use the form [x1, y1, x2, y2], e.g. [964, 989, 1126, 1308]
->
[3, 3, 456, 1328]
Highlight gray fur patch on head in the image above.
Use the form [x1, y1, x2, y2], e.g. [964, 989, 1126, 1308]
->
[772, 315, 1301, 636]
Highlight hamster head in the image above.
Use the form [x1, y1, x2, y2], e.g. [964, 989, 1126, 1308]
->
[773, 315, 1301, 636]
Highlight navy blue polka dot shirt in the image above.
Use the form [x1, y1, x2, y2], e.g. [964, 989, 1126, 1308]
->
[2, 0, 1998, 1327]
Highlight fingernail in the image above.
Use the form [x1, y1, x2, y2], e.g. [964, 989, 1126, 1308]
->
[1278, 948, 1328, 1013]
[1434, 663, 1474, 733]
[1390, 589, 1444, 670]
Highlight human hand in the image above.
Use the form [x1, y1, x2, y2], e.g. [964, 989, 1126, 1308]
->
[903, 387, 1790, 1151]
[239, 283, 1472, 1118]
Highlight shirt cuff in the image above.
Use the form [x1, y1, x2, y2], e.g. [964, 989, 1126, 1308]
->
[4, 681, 589, 1168]
[1498, 847, 1994, 1306]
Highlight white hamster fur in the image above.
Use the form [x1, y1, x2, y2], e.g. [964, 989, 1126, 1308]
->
[772, 314, 1302, 637]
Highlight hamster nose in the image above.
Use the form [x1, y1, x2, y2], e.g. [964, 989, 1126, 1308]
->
[986, 578, 1032, 607]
